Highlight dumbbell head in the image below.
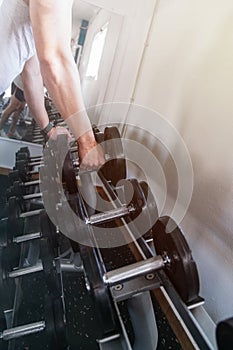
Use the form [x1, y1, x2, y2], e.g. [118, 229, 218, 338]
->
[6, 181, 26, 199]
[13, 159, 41, 183]
[6, 179, 41, 200]
[92, 124, 104, 144]
[152, 216, 200, 304]
[111, 179, 158, 239]
[121, 178, 145, 219]
[0, 197, 24, 248]
[216, 317, 233, 350]
[0, 245, 19, 318]
[44, 295, 68, 349]
[16, 147, 30, 159]
[98, 126, 127, 187]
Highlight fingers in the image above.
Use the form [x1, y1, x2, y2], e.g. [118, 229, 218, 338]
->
[79, 144, 105, 170]
[47, 126, 72, 141]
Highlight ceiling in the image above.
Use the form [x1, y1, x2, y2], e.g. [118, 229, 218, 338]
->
[72, 0, 100, 21]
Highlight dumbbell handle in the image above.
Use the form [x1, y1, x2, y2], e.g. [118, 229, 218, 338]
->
[8, 260, 43, 278]
[0, 321, 45, 341]
[22, 193, 42, 200]
[86, 205, 135, 225]
[32, 138, 44, 142]
[8, 258, 82, 278]
[28, 161, 44, 167]
[23, 180, 41, 187]
[20, 196, 134, 225]
[28, 170, 39, 175]
[103, 254, 170, 286]
[13, 232, 42, 244]
[28, 155, 43, 160]
[19, 209, 43, 218]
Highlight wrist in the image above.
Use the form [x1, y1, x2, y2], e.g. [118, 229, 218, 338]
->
[47, 126, 56, 138]
[77, 129, 96, 147]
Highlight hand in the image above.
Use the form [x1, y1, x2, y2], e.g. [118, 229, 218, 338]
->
[78, 130, 105, 170]
[47, 126, 72, 142]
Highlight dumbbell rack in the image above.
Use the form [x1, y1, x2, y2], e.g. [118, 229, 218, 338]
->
[0, 130, 216, 350]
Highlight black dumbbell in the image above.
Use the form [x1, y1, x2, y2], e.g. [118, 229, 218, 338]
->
[103, 216, 201, 305]
[6, 179, 41, 200]
[76, 125, 126, 186]
[16, 149, 43, 163]
[216, 317, 233, 350]
[12, 159, 42, 183]
[0, 213, 60, 317]
[0, 294, 68, 350]
[42, 125, 126, 192]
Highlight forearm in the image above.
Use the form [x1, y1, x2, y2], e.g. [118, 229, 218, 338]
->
[40, 55, 86, 119]
[29, 0, 95, 143]
[21, 56, 49, 129]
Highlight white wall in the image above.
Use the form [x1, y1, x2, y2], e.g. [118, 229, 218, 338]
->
[127, 0, 233, 325]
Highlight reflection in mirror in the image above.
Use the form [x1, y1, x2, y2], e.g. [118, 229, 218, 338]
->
[85, 21, 109, 80]
[72, 0, 124, 123]
[71, 0, 100, 67]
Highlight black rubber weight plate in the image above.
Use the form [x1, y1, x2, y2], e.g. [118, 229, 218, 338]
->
[216, 317, 233, 350]
[100, 126, 126, 187]
[152, 216, 200, 304]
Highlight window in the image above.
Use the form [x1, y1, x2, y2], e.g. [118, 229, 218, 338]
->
[86, 22, 109, 80]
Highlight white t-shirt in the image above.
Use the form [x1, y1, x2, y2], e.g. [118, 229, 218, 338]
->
[0, 0, 36, 93]
[14, 74, 24, 91]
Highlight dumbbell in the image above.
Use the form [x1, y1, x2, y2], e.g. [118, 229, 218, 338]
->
[42, 125, 126, 188]
[10, 166, 38, 183]
[103, 216, 200, 304]
[12, 158, 43, 182]
[0, 213, 62, 324]
[216, 317, 233, 350]
[0, 205, 80, 275]
[0, 197, 44, 247]
[0, 294, 68, 350]
[8, 167, 39, 186]
[16, 147, 42, 159]
[87, 125, 126, 186]
[15, 157, 43, 172]
[6, 179, 41, 200]
[41, 162, 146, 231]
[0, 197, 51, 272]
[85, 178, 145, 225]
[111, 179, 159, 238]
[0, 196, 59, 248]
[16, 149, 43, 163]
[13, 125, 125, 196]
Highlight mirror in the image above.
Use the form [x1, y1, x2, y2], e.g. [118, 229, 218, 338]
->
[71, 0, 124, 123]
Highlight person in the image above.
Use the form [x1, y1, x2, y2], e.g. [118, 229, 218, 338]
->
[0, 74, 26, 139]
[0, 0, 105, 169]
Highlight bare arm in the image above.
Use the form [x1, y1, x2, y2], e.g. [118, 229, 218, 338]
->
[28, 0, 104, 166]
[21, 55, 49, 130]
[29, 0, 83, 118]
